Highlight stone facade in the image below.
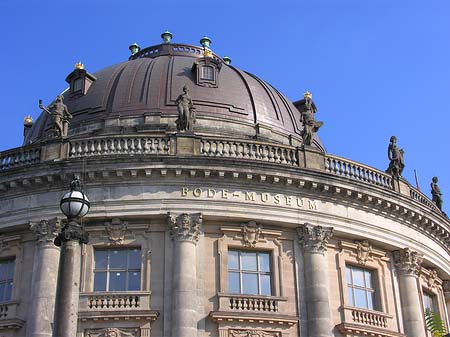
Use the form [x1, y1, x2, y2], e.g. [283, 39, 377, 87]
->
[0, 40, 449, 337]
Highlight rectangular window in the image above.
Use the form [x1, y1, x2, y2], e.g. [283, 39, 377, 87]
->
[0, 259, 14, 302]
[73, 78, 83, 92]
[93, 248, 141, 292]
[228, 250, 271, 296]
[346, 265, 375, 310]
[201, 66, 214, 81]
[423, 291, 436, 312]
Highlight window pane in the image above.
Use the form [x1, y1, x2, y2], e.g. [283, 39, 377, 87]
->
[242, 273, 258, 295]
[228, 272, 240, 293]
[260, 274, 271, 295]
[6, 262, 14, 279]
[346, 266, 352, 285]
[0, 264, 7, 281]
[93, 272, 107, 291]
[128, 271, 140, 291]
[228, 251, 239, 270]
[367, 291, 374, 310]
[423, 292, 435, 311]
[241, 252, 257, 271]
[94, 250, 108, 269]
[352, 268, 365, 287]
[128, 249, 141, 270]
[109, 250, 127, 269]
[4, 282, 12, 302]
[364, 270, 372, 288]
[0, 283, 5, 302]
[354, 288, 368, 308]
[348, 287, 354, 306]
[110, 272, 126, 291]
[259, 253, 270, 272]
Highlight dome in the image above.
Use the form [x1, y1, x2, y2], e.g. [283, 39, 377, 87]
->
[24, 42, 325, 151]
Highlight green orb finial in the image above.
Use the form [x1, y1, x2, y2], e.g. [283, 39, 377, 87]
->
[200, 36, 212, 48]
[129, 43, 141, 56]
[223, 56, 231, 65]
[161, 31, 173, 44]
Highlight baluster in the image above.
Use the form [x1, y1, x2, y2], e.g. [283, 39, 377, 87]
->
[223, 142, 230, 157]
[216, 141, 224, 157]
[83, 142, 89, 156]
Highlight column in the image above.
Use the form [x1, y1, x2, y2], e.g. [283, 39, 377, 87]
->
[393, 248, 426, 337]
[52, 220, 89, 337]
[27, 219, 61, 337]
[297, 223, 334, 337]
[442, 281, 450, 323]
[168, 213, 202, 337]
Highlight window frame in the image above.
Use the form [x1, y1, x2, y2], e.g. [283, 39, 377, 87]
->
[0, 259, 15, 303]
[346, 264, 376, 310]
[93, 247, 142, 292]
[227, 249, 272, 296]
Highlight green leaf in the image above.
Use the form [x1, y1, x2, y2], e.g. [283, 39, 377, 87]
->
[425, 308, 447, 337]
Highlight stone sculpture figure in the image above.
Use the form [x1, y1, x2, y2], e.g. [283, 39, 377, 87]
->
[386, 136, 405, 177]
[431, 176, 443, 211]
[175, 85, 196, 131]
[300, 91, 323, 146]
[39, 95, 72, 137]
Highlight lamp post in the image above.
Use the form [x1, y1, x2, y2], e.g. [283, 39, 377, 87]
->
[52, 176, 90, 337]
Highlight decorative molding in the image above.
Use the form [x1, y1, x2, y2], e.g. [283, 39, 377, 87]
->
[297, 223, 333, 254]
[167, 212, 202, 243]
[30, 218, 61, 244]
[426, 269, 439, 289]
[356, 239, 373, 265]
[392, 248, 423, 276]
[229, 330, 280, 337]
[85, 328, 138, 337]
[105, 218, 128, 245]
[0, 234, 22, 256]
[241, 221, 263, 247]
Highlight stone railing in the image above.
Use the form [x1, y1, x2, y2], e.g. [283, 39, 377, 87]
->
[0, 301, 20, 320]
[69, 136, 171, 158]
[0, 145, 41, 171]
[79, 291, 151, 312]
[343, 306, 391, 329]
[325, 154, 393, 189]
[218, 293, 284, 313]
[410, 188, 440, 212]
[131, 43, 222, 63]
[201, 138, 298, 166]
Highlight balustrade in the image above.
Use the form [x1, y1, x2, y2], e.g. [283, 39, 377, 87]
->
[325, 155, 393, 189]
[69, 137, 170, 158]
[0, 146, 40, 171]
[79, 292, 151, 312]
[219, 294, 282, 313]
[342, 306, 391, 329]
[201, 139, 298, 166]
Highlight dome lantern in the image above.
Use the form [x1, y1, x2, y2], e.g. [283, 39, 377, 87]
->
[161, 31, 173, 44]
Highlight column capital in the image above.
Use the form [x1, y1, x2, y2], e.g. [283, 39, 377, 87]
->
[54, 220, 89, 246]
[297, 223, 333, 254]
[30, 218, 61, 244]
[392, 248, 423, 276]
[168, 212, 202, 243]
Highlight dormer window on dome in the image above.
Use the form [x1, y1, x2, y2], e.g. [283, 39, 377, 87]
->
[65, 63, 96, 97]
[192, 57, 222, 88]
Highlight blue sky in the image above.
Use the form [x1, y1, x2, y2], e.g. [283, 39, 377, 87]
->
[0, 0, 449, 213]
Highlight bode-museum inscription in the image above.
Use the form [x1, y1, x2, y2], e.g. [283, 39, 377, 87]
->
[181, 186, 319, 210]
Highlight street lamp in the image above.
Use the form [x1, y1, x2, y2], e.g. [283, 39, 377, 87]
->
[53, 176, 90, 337]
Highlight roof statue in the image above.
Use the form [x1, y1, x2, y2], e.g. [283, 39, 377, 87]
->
[386, 136, 405, 177]
[175, 85, 196, 132]
[300, 91, 323, 146]
[431, 176, 443, 211]
[39, 95, 72, 138]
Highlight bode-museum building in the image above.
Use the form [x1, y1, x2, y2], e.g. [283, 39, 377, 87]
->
[0, 33, 449, 337]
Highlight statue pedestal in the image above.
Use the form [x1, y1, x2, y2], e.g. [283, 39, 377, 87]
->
[298, 145, 325, 170]
[175, 133, 201, 155]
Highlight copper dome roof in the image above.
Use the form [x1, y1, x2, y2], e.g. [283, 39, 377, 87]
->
[25, 43, 324, 150]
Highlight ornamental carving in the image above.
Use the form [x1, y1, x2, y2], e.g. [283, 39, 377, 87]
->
[105, 218, 128, 245]
[427, 269, 439, 289]
[356, 240, 372, 265]
[229, 330, 280, 337]
[168, 212, 202, 243]
[241, 221, 263, 247]
[85, 327, 137, 337]
[30, 218, 61, 244]
[297, 223, 333, 254]
[392, 248, 423, 276]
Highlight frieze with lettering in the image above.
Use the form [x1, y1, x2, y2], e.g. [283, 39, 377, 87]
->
[181, 187, 319, 210]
